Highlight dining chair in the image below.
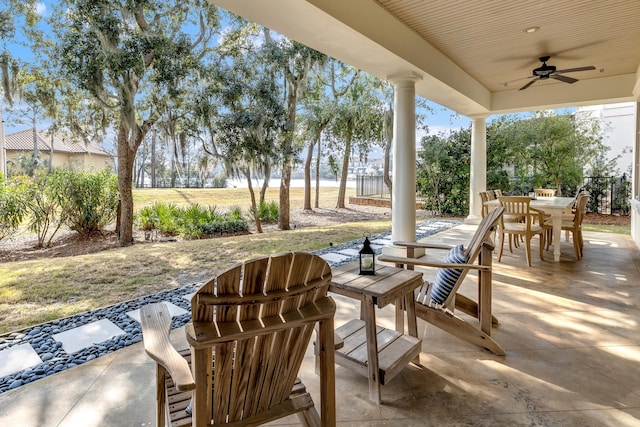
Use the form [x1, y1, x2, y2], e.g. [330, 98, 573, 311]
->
[534, 188, 556, 197]
[497, 196, 546, 266]
[545, 192, 589, 259]
[493, 189, 503, 197]
[479, 191, 490, 218]
[140, 252, 336, 427]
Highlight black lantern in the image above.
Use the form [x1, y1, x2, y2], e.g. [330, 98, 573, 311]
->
[359, 235, 376, 275]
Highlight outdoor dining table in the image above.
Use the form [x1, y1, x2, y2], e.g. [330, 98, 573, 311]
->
[485, 196, 576, 261]
[328, 262, 423, 404]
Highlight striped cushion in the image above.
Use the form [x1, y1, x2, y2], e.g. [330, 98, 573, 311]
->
[430, 244, 468, 305]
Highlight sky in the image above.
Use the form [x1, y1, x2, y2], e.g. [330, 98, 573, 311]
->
[1, 1, 474, 143]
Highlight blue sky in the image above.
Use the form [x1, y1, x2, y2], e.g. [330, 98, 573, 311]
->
[2, 2, 475, 141]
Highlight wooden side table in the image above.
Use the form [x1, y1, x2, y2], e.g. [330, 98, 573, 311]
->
[329, 263, 423, 403]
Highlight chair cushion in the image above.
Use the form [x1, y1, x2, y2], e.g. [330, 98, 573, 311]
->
[430, 244, 468, 305]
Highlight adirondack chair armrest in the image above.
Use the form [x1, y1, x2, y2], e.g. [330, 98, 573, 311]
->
[378, 254, 491, 271]
[140, 303, 195, 392]
[392, 240, 454, 251]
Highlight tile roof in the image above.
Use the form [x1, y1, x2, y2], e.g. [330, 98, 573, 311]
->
[4, 129, 114, 157]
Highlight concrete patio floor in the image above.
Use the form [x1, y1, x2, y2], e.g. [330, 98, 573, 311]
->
[1, 224, 639, 426]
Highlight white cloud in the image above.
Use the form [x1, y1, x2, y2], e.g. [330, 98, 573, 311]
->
[35, 2, 46, 16]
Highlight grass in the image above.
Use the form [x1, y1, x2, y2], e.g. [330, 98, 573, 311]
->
[582, 224, 630, 234]
[0, 216, 393, 335]
[132, 186, 351, 211]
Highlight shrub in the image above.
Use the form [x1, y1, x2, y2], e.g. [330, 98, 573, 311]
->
[136, 206, 158, 232]
[201, 219, 249, 235]
[151, 202, 181, 236]
[210, 175, 228, 188]
[0, 177, 26, 241]
[135, 202, 249, 239]
[258, 200, 279, 222]
[21, 172, 65, 248]
[226, 205, 245, 221]
[54, 169, 119, 236]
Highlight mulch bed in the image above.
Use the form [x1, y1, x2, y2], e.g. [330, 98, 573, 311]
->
[582, 213, 630, 226]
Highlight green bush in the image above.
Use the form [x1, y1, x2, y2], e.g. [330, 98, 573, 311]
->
[54, 169, 119, 236]
[151, 202, 181, 236]
[135, 202, 249, 239]
[0, 177, 26, 240]
[257, 200, 279, 222]
[201, 219, 249, 235]
[20, 172, 65, 248]
[210, 175, 228, 188]
[136, 206, 158, 232]
[227, 205, 245, 221]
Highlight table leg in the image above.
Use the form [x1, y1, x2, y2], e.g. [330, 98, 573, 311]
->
[362, 294, 381, 404]
[404, 293, 420, 365]
[395, 297, 405, 333]
[552, 212, 562, 261]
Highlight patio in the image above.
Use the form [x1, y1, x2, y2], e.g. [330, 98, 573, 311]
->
[1, 223, 639, 426]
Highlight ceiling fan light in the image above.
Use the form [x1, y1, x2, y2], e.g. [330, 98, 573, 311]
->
[524, 26, 540, 33]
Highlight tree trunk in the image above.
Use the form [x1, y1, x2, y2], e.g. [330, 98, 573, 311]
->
[315, 137, 321, 208]
[244, 167, 262, 233]
[151, 128, 156, 188]
[279, 164, 291, 230]
[336, 126, 353, 209]
[117, 129, 136, 246]
[260, 159, 271, 205]
[383, 108, 393, 199]
[303, 141, 315, 212]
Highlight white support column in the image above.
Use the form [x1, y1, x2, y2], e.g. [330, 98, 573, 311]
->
[466, 115, 488, 224]
[383, 72, 422, 257]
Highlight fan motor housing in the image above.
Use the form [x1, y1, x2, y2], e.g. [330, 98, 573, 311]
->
[533, 64, 556, 78]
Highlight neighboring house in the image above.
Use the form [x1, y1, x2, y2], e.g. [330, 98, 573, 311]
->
[576, 102, 636, 176]
[4, 129, 115, 173]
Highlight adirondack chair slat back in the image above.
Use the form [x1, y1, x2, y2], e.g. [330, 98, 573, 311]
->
[464, 206, 503, 260]
[188, 252, 332, 424]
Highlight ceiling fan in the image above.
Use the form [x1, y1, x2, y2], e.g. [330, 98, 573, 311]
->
[518, 56, 596, 90]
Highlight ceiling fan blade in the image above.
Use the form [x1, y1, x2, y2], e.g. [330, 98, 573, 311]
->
[556, 66, 596, 73]
[502, 75, 535, 86]
[519, 78, 539, 90]
[552, 74, 578, 84]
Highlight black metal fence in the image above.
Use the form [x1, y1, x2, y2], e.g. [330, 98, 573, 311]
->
[356, 175, 390, 198]
[582, 174, 631, 215]
[358, 174, 631, 216]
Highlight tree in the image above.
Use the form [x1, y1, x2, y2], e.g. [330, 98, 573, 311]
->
[490, 111, 607, 195]
[262, 32, 325, 230]
[417, 129, 471, 215]
[299, 59, 357, 211]
[50, 0, 221, 245]
[0, 5, 28, 178]
[328, 73, 385, 208]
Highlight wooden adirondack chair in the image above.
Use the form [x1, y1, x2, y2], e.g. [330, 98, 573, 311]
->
[378, 207, 505, 356]
[140, 252, 336, 427]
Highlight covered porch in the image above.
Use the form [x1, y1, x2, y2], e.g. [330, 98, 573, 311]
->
[1, 225, 639, 426]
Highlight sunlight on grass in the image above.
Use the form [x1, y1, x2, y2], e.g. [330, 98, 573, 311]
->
[0, 218, 395, 334]
[583, 224, 630, 234]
